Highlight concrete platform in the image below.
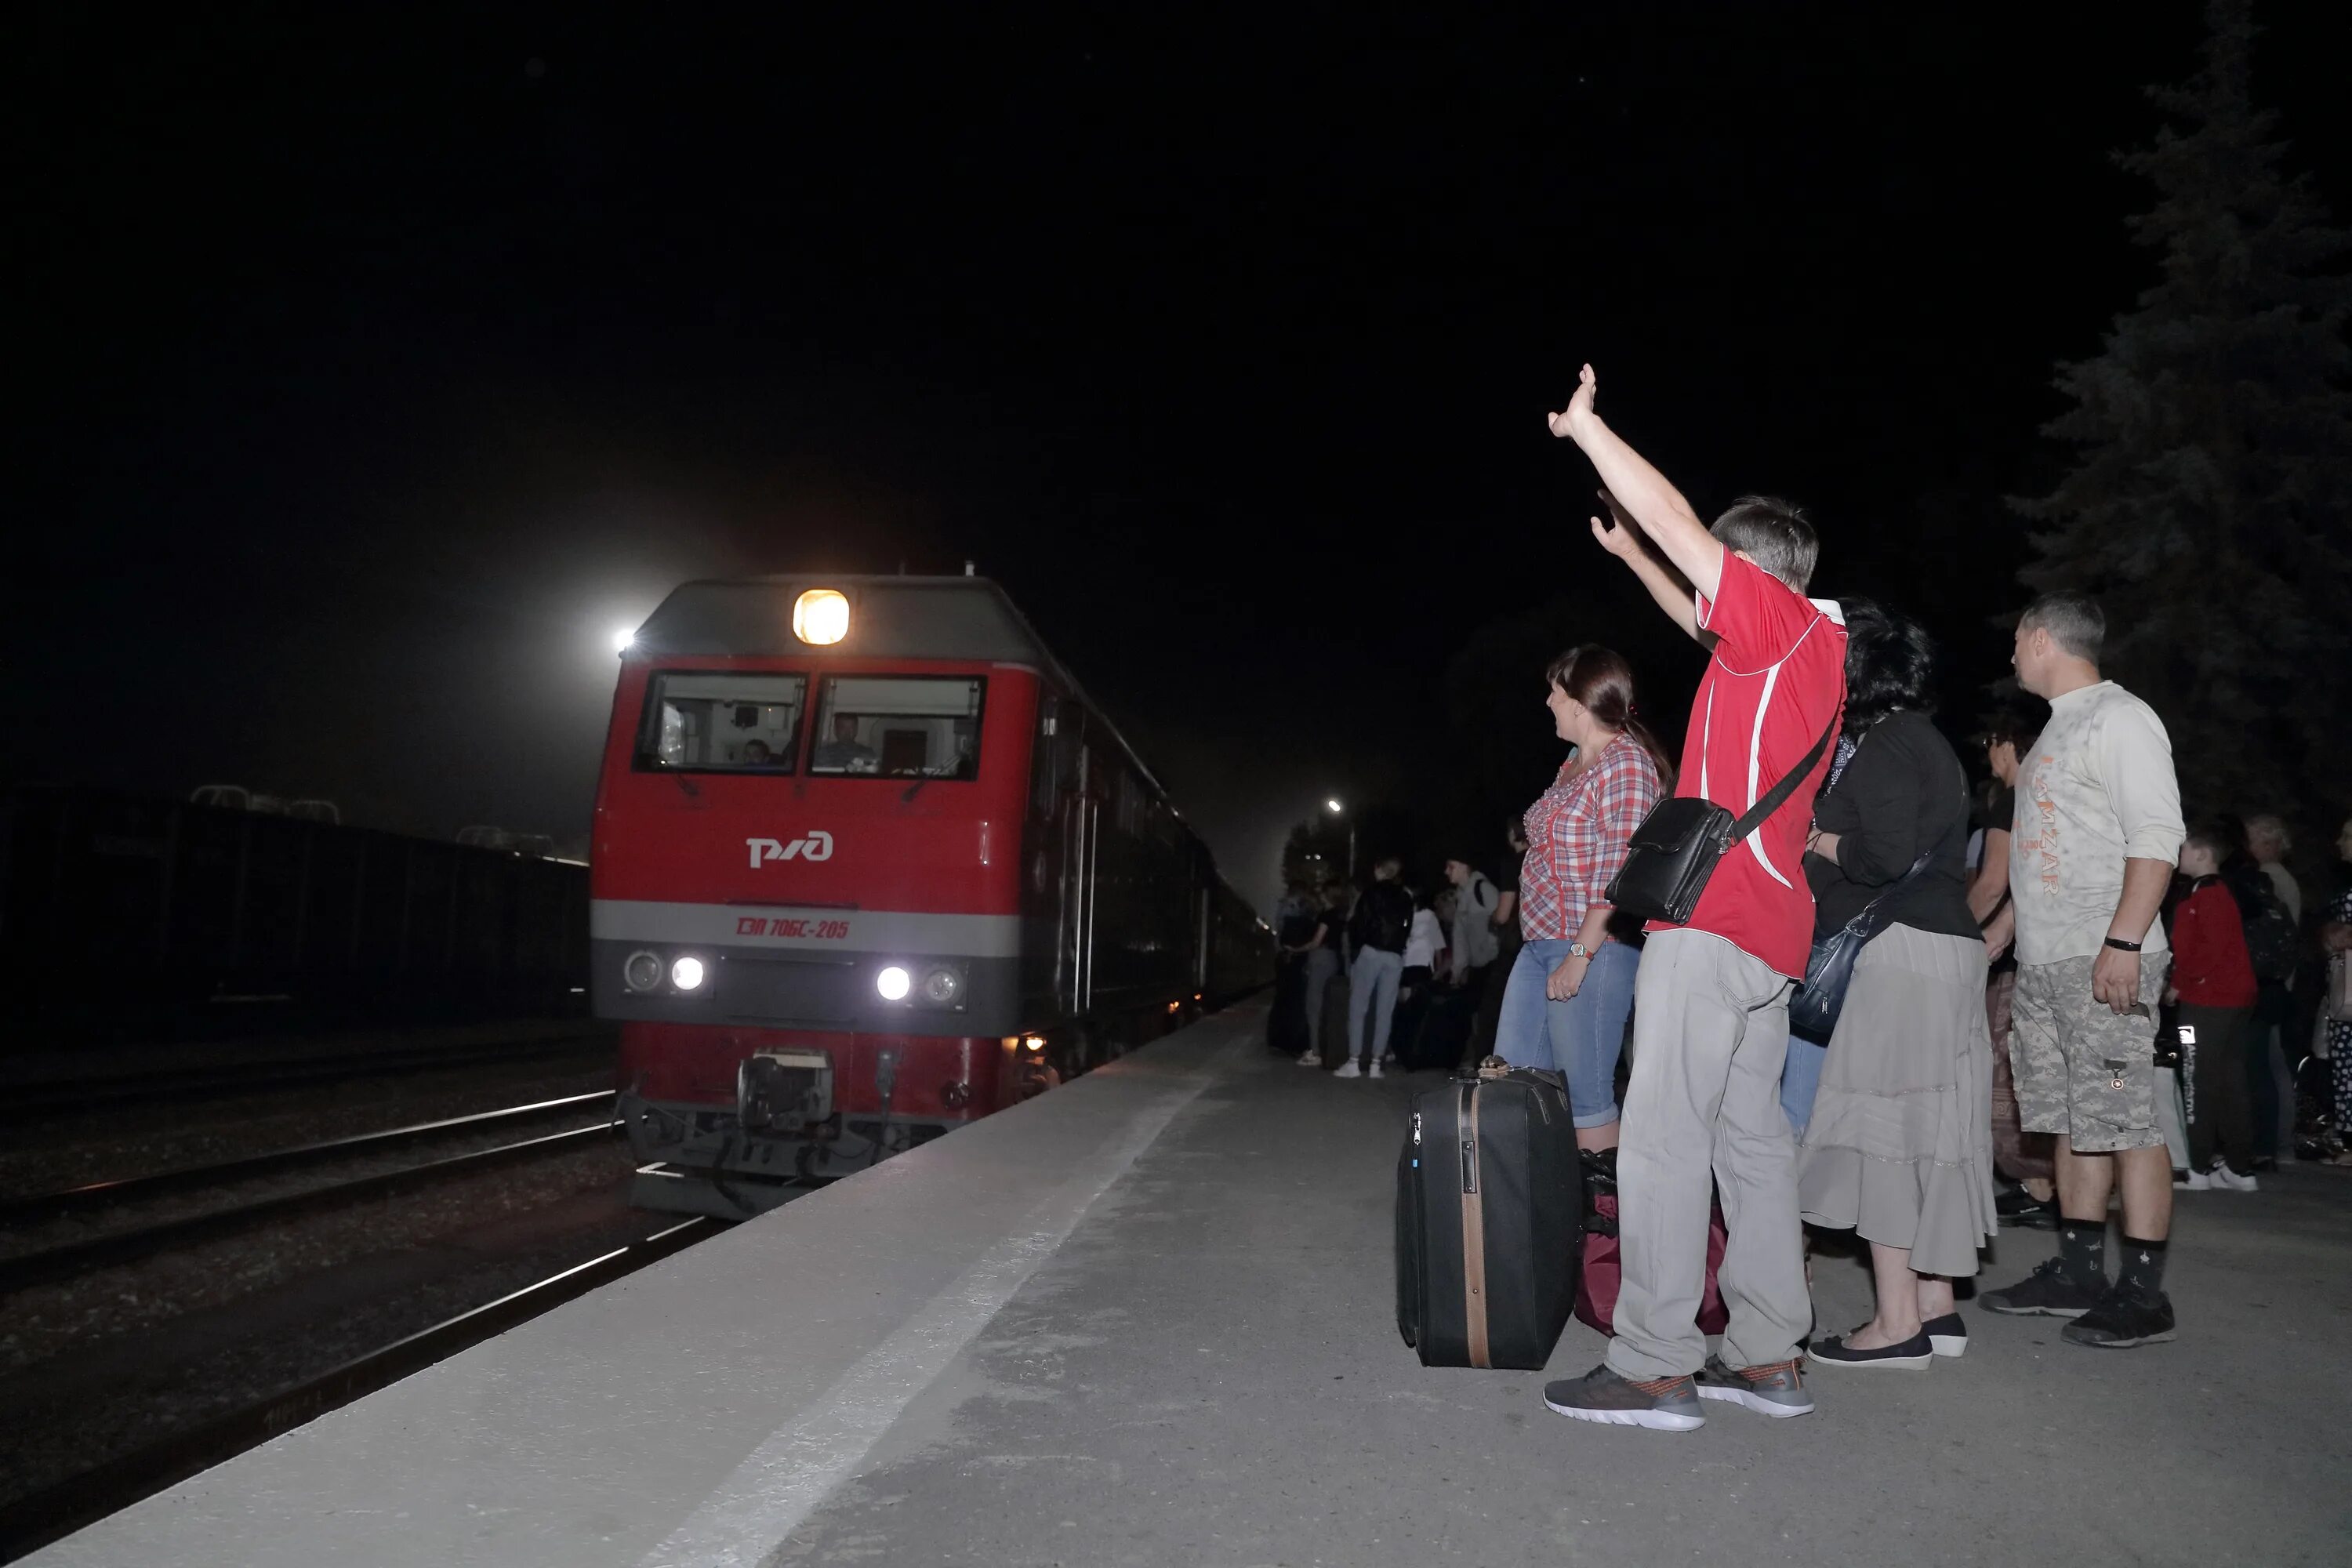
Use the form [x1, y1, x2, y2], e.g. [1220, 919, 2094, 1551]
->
[28, 1004, 2352, 1567]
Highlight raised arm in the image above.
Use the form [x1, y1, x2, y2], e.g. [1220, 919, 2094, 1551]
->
[1591, 491, 1705, 643]
[1551, 365, 1725, 602]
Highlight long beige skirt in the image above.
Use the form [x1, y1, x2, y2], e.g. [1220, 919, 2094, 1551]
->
[1796, 922, 1998, 1278]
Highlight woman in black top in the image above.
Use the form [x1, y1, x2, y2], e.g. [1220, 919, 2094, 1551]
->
[1794, 600, 1998, 1370]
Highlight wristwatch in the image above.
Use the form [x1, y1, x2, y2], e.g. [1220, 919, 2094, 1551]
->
[1566, 942, 1592, 958]
[2103, 936, 2142, 953]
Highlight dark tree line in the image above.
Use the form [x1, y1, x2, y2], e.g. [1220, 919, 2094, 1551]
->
[2016, 0, 2352, 850]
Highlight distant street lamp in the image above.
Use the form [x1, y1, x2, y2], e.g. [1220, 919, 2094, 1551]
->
[1324, 797, 1355, 881]
[612, 627, 636, 654]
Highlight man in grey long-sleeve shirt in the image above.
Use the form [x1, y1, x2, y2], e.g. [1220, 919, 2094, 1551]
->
[1982, 591, 2186, 1349]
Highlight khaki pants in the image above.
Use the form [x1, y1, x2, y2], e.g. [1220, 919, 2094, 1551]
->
[1606, 929, 1810, 1380]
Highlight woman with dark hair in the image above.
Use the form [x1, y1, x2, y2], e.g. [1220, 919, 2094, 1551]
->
[1494, 644, 1671, 1152]
[1793, 599, 1998, 1369]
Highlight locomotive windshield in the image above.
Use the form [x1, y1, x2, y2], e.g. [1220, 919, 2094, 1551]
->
[809, 676, 984, 779]
[639, 672, 807, 772]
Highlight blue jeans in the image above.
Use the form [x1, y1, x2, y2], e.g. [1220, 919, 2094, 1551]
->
[1345, 948, 1404, 1066]
[1494, 938, 1641, 1128]
[1780, 1031, 1828, 1138]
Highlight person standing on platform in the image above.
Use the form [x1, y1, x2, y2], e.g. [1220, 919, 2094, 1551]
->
[1539, 365, 1844, 1432]
[1292, 886, 1348, 1069]
[2241, 814, 2302, 1164]
[1337, 858, 1413, 1080]
[1490, 644, 1668, 1157]
[1465, 822, 1528, 1066]
[1973, 702, 2058, 1225]
[1793, 601, 1998, 1369]
[1443, 858, 1501, 997]
[2169, 824, 2261, 1192]
[2321, 818, 2352, 1163]
[1980, 591, 2186, 1349]
[1390, 888, 1448, 1069]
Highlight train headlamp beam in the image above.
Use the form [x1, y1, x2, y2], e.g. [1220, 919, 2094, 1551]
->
[793, 589, 851, 645]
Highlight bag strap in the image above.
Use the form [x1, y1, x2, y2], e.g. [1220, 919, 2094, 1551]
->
[1846, 848, 1939, 935]
[1726, 709, 1841, 842]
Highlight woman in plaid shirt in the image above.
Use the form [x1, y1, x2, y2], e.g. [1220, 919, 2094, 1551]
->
[1494, 644, 1671, 1151]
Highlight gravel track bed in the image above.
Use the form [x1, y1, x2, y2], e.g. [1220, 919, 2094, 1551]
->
[0, 1105, 624, 1261]
[0, 1050, 619, 1199]
[0, 1141, 637, 1374]
[0, 1189, 684, 1512]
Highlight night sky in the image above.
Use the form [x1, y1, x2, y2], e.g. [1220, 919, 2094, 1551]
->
[16, 5, 2350, 913]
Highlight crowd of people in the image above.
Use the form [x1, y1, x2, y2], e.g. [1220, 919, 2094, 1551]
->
[1275, 363, 2352, 1429]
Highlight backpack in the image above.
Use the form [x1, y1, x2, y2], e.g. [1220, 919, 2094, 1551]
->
[2239, 876, 2298, 983]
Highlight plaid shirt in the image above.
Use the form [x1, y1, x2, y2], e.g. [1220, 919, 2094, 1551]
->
[1518, 734, 1662, 942]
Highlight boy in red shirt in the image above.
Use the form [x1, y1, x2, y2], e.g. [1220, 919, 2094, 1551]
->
[1540, 366, 1845, 1432]
[2169, 825, 2260, 1192]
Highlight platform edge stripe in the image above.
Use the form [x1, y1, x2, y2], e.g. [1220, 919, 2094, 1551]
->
[589, 900, 1022, 957]
[630, 1019, 1260, 1568]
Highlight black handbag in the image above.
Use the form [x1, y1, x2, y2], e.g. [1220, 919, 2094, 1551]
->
[1788, 850, 1936, 1039]
[1604, 713, 1840, 926]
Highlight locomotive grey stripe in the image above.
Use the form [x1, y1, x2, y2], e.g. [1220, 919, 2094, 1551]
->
[591, 900, 1023, 959]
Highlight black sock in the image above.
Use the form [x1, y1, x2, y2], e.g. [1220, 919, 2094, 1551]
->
[2118, 1235, 2169, 1296]
[2057, 1219, 2108, 1290]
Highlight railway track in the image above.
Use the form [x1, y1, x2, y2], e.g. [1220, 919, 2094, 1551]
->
[0, 1029, 615, 1123]
[0, 1094, 622, 1294]
[0, 1214, 720, 1563]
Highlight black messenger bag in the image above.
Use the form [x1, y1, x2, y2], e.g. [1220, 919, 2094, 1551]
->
[1604, 714, 1839, 926]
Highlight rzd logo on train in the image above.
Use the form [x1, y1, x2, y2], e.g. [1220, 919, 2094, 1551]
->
[746, 832, 834, 867]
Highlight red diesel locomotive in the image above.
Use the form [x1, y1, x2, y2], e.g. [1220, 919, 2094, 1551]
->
[593, 574, 1271, 1215]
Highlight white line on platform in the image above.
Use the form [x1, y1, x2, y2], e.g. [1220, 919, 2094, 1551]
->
[630, 1018, 1257, 1568]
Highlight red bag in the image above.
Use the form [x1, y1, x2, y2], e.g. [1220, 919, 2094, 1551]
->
[1572, 1157, 1731, 1338]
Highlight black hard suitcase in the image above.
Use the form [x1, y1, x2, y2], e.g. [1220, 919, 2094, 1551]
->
[1395, 1066, 1580, 1369]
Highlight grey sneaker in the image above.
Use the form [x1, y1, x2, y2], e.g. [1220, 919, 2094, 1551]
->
[1979, 1256, 2102, 1319]
[1695, 1356, 1814, 1417]
[1542, 1363, 1704, 1432]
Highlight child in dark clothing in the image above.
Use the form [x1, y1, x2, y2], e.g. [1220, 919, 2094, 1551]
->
[2169, 825, 2260, 1191]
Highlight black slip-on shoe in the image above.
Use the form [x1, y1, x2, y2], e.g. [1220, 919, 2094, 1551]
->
[1808, 1327, 1934, 1370]
[1922, 1312, 1967, 1357]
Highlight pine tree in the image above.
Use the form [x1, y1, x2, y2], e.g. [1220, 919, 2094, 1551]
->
[2015, 0, 2352, 838]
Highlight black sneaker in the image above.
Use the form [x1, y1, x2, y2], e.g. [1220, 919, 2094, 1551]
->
[1978, 1257, 2103, 1319]
[2060, 1281, 2176, 1348]
[1995, 1187, 2060, 1229]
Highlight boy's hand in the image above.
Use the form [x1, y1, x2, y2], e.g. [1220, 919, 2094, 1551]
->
[1547, 363, 1599, 441]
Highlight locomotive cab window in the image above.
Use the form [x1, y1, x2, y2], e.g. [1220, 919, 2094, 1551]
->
[637, 673, 807, 773]
[810, 676, 985, 779]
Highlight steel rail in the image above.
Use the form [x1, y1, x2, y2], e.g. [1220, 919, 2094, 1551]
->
[0, 1030, 615, 1123]
[0, 1122, 621, 1295]
[0, 1091, 619, 1224]
[0, 1214, 719, 1564]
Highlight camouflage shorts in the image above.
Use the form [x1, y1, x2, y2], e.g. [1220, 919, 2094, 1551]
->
[2009, 956, 2166, 1153]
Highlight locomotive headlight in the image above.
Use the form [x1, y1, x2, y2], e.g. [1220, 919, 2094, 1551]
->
[623, 950, 664, 993]
[876, 964, 912, 1001]
[793, 588, 851, 646]
[919, 964, 965, 1007]
[670, 955, 707, 991]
